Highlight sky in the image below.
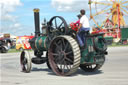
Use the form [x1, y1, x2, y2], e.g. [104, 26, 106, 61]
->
[0, 0, 128, 36]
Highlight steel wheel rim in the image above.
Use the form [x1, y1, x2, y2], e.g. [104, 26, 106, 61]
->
[48, 36, 81, 76]
[49, 37, 73, 75]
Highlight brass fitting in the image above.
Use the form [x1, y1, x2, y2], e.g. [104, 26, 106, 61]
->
[33, 8, 40, 12]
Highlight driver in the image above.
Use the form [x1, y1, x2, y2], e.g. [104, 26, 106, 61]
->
[77, 9, 90, 48]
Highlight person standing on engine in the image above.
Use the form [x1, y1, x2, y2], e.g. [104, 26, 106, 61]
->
[77, 9, 90, 48]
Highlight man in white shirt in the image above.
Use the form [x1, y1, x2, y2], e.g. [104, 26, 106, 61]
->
[77, 9, 90, 48]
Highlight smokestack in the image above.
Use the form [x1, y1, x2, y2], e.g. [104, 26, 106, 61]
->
[33, 8, 40, 37]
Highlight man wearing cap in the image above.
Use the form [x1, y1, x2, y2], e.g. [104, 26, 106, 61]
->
[77, 9, 90, 48]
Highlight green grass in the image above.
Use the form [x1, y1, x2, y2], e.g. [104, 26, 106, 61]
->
[8, 49, 21, 53]
[108, 43, 128, 47]
[8, 49, 33, 53]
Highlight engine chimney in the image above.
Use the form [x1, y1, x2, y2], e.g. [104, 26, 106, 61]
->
[33, 8, 40, 37]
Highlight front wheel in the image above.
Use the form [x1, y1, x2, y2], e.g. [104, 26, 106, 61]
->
[20, 50, 32, 73]
[46, 52, 51, 70]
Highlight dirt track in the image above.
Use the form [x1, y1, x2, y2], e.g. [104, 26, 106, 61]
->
[0, 46, 128, 85]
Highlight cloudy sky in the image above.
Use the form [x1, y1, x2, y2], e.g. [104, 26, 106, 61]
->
[0, 0, 128, 36]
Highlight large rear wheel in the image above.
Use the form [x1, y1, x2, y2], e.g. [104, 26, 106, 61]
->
[48, 35, 81, 76]
[80, 56, 105, 72]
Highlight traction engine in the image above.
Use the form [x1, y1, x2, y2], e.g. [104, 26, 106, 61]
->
[20, 8, 108, 76]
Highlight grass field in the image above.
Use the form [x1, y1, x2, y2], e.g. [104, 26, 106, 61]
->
[109, 43, 128, 47]
[8, 49, 33, 53]
[8, 49, 21, 53]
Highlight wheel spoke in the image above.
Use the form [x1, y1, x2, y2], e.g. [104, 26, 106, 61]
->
[56, 40, 62, 51]
[65, 63, 70, 70]
[55, 57, 61, 68]
[59, 42, 63, 51]
[65, 51, 73, 55]
[60, 62, 63, 69]
[65, 57, 73, 63]
[64, 42, 69, 51]
[54, 57, 59, 64]
[62, 64, 66, 74]
[54, 42, 61, 51]
[58, 22, 64, 28]
[54, 55, 61, 63]
[62, 38, 65, 46]
[22, 58, 27, 65]
[55, 18, 57, 28]
[51, 52, 59, 56]
[66, 61, 72, 70]
[61, 38, 66, 51]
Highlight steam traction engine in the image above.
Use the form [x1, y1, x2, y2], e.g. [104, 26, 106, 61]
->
[20, 8, 108, 76]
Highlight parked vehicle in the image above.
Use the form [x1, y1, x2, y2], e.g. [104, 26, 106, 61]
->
[0, 38, 8, 53]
